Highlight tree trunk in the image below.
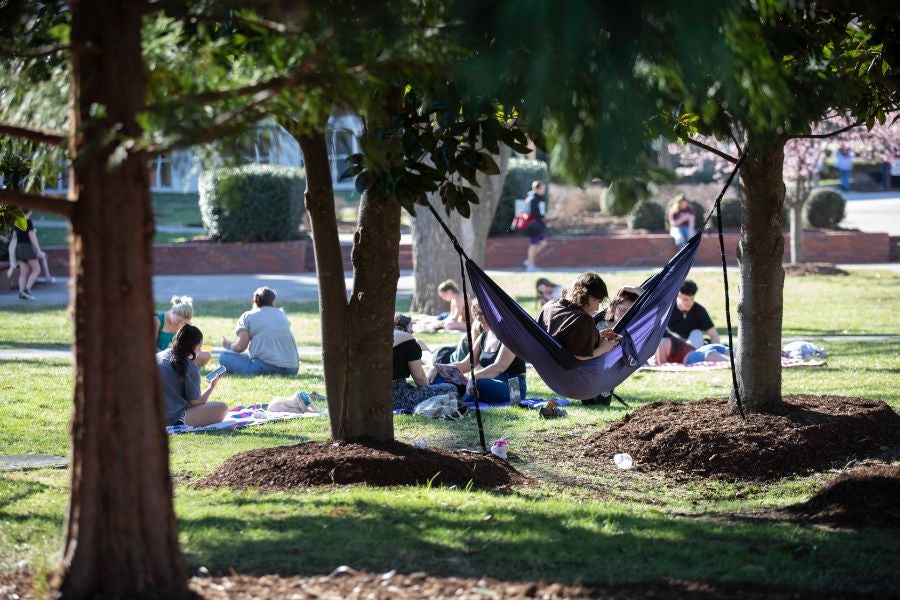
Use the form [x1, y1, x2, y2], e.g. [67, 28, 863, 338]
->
[55, 1, 188, 598]
[789, 201, 803, 264]
[343, 185, 401, 440]
[296, 131, 350, 440]
[292, 102, 401, 441]
[735, 138, 786, 412]
[410, 145, 511, 314]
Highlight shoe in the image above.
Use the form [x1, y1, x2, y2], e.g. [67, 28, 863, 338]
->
[538, 398, 566, 418]
[19, 290, 35, 301]
[582, 394, 611, 406]
[36, 276, 56, 284]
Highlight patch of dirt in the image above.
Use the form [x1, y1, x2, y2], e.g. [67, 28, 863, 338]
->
[784, 465, 900, 529]
[194, 440, 529, 492]
[188, 571, 887, 599]
[783, 263, 850, 276]
[5, 569, 885, 599]
[582, 396, 900, 481]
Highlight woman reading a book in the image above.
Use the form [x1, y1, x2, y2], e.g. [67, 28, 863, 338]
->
[392, 314, 458, 412]
[430, 300, 527, 404]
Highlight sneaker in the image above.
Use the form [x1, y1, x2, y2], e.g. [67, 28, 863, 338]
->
[19, 290, 35, 301]
[538, 398, 566, 418]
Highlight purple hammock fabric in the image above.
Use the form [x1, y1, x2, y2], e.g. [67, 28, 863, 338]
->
[465, 233, 702, 400]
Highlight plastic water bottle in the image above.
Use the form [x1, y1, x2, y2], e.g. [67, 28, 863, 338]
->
[613, 453, 634, 470]
[507, 377, 521, 405]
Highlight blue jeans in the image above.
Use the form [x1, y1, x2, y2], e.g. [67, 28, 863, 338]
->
[670, 225, 691, 249]
[839, 169, 851, 191]
[433, 372, 526, 404]
[218, 351, 298, 376]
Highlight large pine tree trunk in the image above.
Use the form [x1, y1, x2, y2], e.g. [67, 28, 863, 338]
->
[735, 138, 787, 411]
[54, 2, 188, 598]
[410, 145, 511, 314]
[296, 131, 351, 439]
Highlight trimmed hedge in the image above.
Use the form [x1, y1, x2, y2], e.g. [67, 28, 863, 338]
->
[490, 158, 549, 235]
[711, 197, 743, 228]
[627, 200, 666, 232]
[602, 178, 649, 217]
[804, 189, 845, 228]
[199, 165, 306, 242]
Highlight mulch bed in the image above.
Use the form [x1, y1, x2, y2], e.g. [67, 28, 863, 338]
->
[784, 465, 900, 529]
[582, 395, 900, 481]
[783, 263, 850, 276]
[4, 570, 884, 599]
[195, 440, 529, 492]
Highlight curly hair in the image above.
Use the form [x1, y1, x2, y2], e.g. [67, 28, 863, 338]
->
[564, 272, 609, 308]
[604, 289, 640, 323]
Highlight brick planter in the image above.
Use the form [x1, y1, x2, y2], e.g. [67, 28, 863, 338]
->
[10, 229, 890, 280]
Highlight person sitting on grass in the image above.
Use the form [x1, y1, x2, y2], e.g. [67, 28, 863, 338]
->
[157, 324, 228, 427]
[153, 296, 211, 366]
[392, 313, 458, 412]
[414, 279, 470, 333]
[654, 280, 720, 365]
[431, 300, 527, 404]
[537, 272, 619, 360]
[535, 277, 563, 307]
[220, 286, 300, 376]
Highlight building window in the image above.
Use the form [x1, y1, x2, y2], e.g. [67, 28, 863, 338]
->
[327, 129, 358, 187]
[149, 154, 173, 190]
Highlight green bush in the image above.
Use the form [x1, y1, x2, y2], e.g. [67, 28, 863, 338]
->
[199, 165, 306, 242]
[627, 200, 666, 232]
[711, 197, 743, 228]
[490, 158, 549, 235]
[804, 189, 845, 228]
[602, 178, 649, 217]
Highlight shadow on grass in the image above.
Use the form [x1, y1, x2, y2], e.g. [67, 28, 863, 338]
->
[177, 494, 899, 593]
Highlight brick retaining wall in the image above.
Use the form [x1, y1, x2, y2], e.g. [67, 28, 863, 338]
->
[11, 230, 891, 280]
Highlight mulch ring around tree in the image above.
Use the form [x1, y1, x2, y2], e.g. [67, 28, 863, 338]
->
[582, 395, 900, 481]
[781, 465, 900, 529]
[195, 440, 529, 492]
[4, 570, 885, 600]
[783, 262, 849, 276]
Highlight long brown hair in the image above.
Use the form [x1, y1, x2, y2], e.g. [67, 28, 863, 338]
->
[563, 272, 608, 308]
[169, 324, 202, 377]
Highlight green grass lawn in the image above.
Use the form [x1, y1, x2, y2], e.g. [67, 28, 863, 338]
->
[1, 269, 899, 592]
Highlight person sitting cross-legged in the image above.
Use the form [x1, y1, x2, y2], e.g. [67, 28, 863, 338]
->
[654, 279, 720, 365]
[391, 313, 458, 412]
[220, 286, 300, 376]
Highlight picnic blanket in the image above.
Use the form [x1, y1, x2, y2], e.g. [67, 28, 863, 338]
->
[642, 357, 826, 372]
[166, 404, 322, 435]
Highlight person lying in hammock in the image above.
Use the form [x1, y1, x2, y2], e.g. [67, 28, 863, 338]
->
[596, 286, 644, 330]
[537, 272, 621, 360]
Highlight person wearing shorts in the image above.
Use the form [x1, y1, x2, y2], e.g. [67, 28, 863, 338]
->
[523, 181, 547, 271]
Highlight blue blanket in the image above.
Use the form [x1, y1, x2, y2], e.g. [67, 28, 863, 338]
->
[167, 404, 322, 435]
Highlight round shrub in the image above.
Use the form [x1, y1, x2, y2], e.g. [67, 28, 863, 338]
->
[804, 189, 845, 228]
[712, 197, 743, 228]
[627, 200, 666, 232]
[602, 178, 648, 217]
[490, 158, 549, 235]
[200, 165, 306, 242]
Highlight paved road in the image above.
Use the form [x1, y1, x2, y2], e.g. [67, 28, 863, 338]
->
[842, 194, 900, 236]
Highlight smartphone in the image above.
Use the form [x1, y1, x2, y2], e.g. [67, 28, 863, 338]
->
[599, 328, 622, 342]
[205, 365, 227, 382]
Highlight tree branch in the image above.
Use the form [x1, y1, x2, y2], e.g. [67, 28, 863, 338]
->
[0, 44, 71, 59]
[0, 189, 74, 218]
[728, 130, 743, 155]
[0, 122, 67, 146]
[787, 119, 864, 140]
[686, 137, 739, 164]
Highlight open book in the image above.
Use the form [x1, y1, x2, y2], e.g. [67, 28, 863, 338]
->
[432, 363, 468, 386]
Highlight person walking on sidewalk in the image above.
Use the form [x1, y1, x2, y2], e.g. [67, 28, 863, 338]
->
[523, 181, 548, 271]
[13, 210, 47, 301]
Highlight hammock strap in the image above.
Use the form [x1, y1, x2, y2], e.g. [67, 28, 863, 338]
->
[707, 152, 747, 420]
[426, 202, 487, 453]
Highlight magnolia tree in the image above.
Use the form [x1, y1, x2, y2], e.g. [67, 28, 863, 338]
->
[668, 112, 900, 263]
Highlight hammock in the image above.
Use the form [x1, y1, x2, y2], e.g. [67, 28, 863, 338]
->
[465, 233, 701, 399]
[426, 153, 747, 451]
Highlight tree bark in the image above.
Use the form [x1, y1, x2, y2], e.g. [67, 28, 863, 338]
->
[295, 130, 351, 440]
[735, 138, 787, 412]
[410, 145, 511, 314]
[55, 1, 189, 598]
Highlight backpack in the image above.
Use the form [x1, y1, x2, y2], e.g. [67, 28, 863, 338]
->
[510, 212, 541, 236]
